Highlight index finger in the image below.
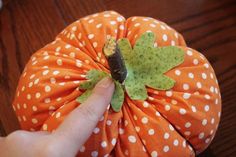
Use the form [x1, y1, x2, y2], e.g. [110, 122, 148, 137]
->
[50, 77, 114, 156]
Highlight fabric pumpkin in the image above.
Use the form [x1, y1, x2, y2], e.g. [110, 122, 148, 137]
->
[12, 11, 221, 157]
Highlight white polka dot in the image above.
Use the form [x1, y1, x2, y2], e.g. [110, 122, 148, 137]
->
[71, 26, 77, 31]
[43, 56, 50, 60]
[134, 23, 140, 27]
[211, 118, 215, 124]
[179, 108, 187, 115]
[163, 145, 169, 152]
[204, 105, 210, 112]
[188, 73, 194, 79]
[22, 116, 27, 121]
[183, 93, 191, 99]
[175, 70, 181, 76]
[28, 82, 33, 88]
[193, 59, 199, 65]
[21, 86, 25, 91]
[45, 85, 51, 92]
[16, 104, 20, 109]
[187, 50, 193, 56]
[119, 128, 124, 134]
[185, 122, 191, 128]
[196, 82, 202, 88]
[210, 130, 214, 135]
[55, 112, 61, 118]
[119, 25, 125, 30]
[215, 98, 219, 105]
[174, 32, 179, 38]
[57, 59, 63, 65]
[88, 19, 94, 23]
[136, 126, 142, 133]
[171, 99, 177, 105]
[111, 138, 116, 146]
[143, 101, 149, 108]
[173, 139, 179, 146]
[165, 105, 171, 111]
[101, 141, 107, 148]
[42, 70, 49, 75]
[184, 131, 191, 136]
[215, 88, 218, 94]
[171, 40, 175, 46]
[23, 103, 27, 109]
[150, 23, 156, 27]
[202, 73, 207, 79]
[110, 21, 116, 25]
[91, 151, 98, 157]
[29, 74, 35, 79]
[182, 140, 186, 147]
[191, 105, 197, 112]
[88, 34, 94, 39]
[53, 70, 60, 75]
[59, 82, 65, 86]
[93, 127, 100, 134]
[34, 78, 39, 85]
[204, 94, 211, 100]
[198, 132, 205, 139]
[205, 138, 210, 143]
[183, 83, 189, 90]
[35, 92, 41, 99]
[166, 91, 172, 97]
[44, 98, 51, 103]
[128, 135, 136, 143]
[148, 129, 155, 135]
[50, 78, 56, 84]
[55, 47, 61, 52]
[106, 120, 112, 126]
[49, 106, 55, 110]
[27, 94, 31, 100]
[169, 124, 174, 131]
[42, 124, 48, 130]
[32, 118, 38, 124]
[204, 63, 209, 68]
[141, 117, 148, 124]
[65, 44, 71, 49]
[210, 73, 214, 79]
[117, 16, 123, 22]
[160, 25, 166, 30]
[79, 146, 85, 152]
[76, 60, 82, 67]
[151, 151, 158, 157]
[155, 111, 161, 117]
[32, 105, 37, 111]
[125, 150, 129, 155]
[164, 133, 170, 139]
[162, 34, 168, 41]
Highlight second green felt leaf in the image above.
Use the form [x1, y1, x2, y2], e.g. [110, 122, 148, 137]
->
[118, 32, 185, 100]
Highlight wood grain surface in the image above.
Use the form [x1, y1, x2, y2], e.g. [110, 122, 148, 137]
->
[0, 0, 236, 156]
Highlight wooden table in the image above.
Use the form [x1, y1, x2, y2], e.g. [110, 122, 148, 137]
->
[0, 0, 235, 156]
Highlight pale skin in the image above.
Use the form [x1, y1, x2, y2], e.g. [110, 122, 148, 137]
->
[0, 77, 115, 157]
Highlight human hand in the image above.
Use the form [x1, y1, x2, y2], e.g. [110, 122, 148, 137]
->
[0, 77, 114, 157]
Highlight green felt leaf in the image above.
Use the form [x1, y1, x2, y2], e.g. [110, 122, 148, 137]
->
[118, 32, 184, 100]
[76, 89, 92, 103]
[76, 69, 125, 112]
[111, 81, 124, 112]
[80, 69, 108, 89]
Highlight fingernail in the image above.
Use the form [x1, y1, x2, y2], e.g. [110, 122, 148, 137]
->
[96, 77, 113, 88]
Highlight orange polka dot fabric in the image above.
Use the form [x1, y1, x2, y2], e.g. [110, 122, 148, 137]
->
[12, 11, 221, 157]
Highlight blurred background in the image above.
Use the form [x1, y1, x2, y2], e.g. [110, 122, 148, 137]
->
[0, 0, 236, 156]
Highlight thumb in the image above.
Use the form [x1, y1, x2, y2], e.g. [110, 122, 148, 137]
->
[51, 77, 114, 156]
